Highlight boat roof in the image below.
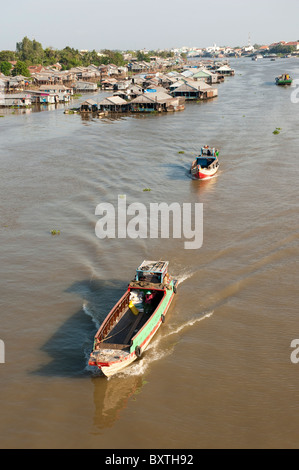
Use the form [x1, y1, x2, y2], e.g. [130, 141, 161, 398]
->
[137, 260, 169, 273]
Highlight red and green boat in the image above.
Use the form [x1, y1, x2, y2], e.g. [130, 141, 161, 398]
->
[88, 260, 178, 377]
[190, 146, 220, 180]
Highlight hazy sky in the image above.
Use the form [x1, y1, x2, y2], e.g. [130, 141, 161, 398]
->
[1, 0, 299, 51]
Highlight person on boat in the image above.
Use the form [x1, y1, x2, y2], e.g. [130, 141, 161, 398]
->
[144, 290, 156, 314]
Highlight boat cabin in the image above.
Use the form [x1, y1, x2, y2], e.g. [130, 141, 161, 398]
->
[135, 260, 169, 284]
[196, 146, 219, 168]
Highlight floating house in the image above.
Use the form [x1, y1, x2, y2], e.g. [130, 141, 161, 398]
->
[98, 96, 129, 113]
[128, 91, 182, 112]
[192, 68, 221, 83]
[39, 84, 72, 101]
[74, 81, 98, 92]
[215, 64, 235, 76]
[26, 90, 58, 104]
[170, 82, 200, 100]
[2, 93, 32, 107]
[80, 99, 98, 112]
[129, 93, 163, 112]
[196, 81, 218, 99]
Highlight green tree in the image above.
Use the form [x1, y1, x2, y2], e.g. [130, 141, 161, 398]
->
[0, 61, 12, 76]
[58, 46, 82, 68]
[269, 44, 295, 54]
[16, 36, 44, 64]
[11, 61, 31, 77]
[100, 50, 126, 66]
[136, 50, 150, 62]
[0, 50, 17, 61]
[43, 47, 60, 66]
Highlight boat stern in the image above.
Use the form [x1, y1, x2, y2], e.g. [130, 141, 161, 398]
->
[88, 347, 133, 376]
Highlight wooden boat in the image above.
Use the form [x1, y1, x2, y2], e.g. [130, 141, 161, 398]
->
[88, 260, 178, 377]
[275, 73, 292, 85]
[191, 146, 220, 180]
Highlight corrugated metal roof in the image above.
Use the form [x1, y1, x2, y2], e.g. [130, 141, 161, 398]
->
[144, 91, 173, 103]
[98, 96, 127, 105]
[81, 99, 98, 106]
[172, 83, 198, 92]
[129, 94, 156, 104]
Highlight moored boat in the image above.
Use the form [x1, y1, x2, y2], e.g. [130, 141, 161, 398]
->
[190, 146, 220, 180]
[88, 260, 178, 377]
[275, 73, 292, 85]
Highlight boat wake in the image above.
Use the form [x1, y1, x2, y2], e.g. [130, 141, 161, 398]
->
[83, 302, 101, 330]
[111, 310, 213, 379]
[175, 269, 195, 285]
[163, 310, 214, 338]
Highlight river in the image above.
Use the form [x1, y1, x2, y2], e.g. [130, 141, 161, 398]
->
[0, 57, 299, 449]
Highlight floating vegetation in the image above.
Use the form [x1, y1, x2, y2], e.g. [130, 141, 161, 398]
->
[51, 229, 60, 235]
[178, 151, 184, 154]
[143, 188, 151, 192]
[273, 127, 281, 135]
[64, 109, 78, 114]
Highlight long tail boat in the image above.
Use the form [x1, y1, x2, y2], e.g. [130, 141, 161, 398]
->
[88, 261, 178, 377]
[191, 146, 220, 180]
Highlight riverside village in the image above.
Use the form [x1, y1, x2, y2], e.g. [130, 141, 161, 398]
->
[0, 37, 298, 116]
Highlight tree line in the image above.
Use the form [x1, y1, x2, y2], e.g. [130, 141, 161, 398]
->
[0, 36, 174, 77]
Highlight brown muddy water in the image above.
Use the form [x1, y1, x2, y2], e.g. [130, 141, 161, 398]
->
[0, 58, 299, 449]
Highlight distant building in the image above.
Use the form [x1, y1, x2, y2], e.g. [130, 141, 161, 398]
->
[285, 41, 299, 50]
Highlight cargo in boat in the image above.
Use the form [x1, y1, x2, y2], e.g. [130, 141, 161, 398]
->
[275, 73, 292, 85]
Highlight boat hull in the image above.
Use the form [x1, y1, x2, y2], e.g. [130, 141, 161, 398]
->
[190, 151, 219, 180]
[191, 167, 219, 179]
[276, 80, 292, 85]
[275, 76, 292, 86]
[89, 280, 177, 377]
[100, 294, 173, 377]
